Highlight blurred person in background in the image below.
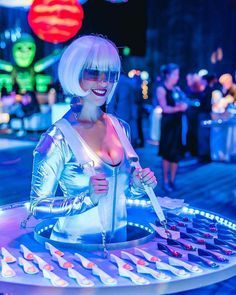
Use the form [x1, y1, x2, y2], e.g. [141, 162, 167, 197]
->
[108, 72, 139, 146]
[218, 74, 236, 111]
[219, 73, 236, 103]
[197, 74, 217, 162]
[185, 73, 205, 157]
[211, 73, 236, 114]
[0, 85, 8, 98]
[8, 90, 40, 136]
[156, 63, 188, 193]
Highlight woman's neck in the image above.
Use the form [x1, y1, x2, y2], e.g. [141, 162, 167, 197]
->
[77, 103, 103, 123]
[164, 80, 174, 90]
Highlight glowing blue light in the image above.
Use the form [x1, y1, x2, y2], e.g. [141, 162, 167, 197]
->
[135, 200, 141, 206]
[188, 209, 194, 214]
[24, 202, 30, 209]
[182, 207, 189, 213]
[140, 200, 146, 206]
[126, 202, 236, 231]
[127, 198, 151, 207]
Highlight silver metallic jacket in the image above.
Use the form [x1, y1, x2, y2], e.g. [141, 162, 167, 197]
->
[30, 111, 144, 243]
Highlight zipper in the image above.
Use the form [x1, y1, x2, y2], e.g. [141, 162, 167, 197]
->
[111, 166, 118, 238]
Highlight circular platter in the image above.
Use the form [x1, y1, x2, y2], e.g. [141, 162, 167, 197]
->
[0, 200, 235, 294]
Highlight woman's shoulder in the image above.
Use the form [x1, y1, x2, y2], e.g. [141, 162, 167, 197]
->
[44, 123, 66, 143]
[34, 124, 66, 155]
[107, 113, 131, 138]
[156, 83, 166, 92]
[107, 113, 129, 127]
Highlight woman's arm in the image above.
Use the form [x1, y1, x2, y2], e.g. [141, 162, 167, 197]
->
[157, 87, 183, 113]
[30, 126, 95, 219]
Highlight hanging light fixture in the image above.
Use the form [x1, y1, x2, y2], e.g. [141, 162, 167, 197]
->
[28, 0, 84, 43]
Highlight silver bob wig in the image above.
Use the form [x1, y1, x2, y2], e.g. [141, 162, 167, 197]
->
[58, 35, 121, 104]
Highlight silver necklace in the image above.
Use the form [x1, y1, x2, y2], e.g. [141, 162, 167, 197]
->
[73, 112, 79, 121]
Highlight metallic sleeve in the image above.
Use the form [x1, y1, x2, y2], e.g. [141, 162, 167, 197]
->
[31, 190, 94, 220]
[129, 184, 146, 198]
[30, 126, 95, 219]
[127, 174, 146, 199]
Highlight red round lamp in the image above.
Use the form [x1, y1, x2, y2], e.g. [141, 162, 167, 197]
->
[28, 0, 84, 43]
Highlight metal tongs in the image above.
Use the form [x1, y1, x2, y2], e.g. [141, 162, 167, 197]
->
[130, 157, 179, 240]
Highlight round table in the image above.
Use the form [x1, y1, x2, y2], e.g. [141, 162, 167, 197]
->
[0, 200, 235, 294]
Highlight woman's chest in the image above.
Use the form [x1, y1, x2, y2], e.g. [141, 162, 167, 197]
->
[75, 122, 124, 165]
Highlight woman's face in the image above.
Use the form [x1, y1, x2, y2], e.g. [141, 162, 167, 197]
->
[167, 69, 180, 86]
[80, 69, 118, 107]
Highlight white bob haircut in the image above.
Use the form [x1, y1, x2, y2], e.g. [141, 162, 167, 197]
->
[58, 35, 121, 104]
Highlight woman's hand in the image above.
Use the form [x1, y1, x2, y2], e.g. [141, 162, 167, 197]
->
[176, 102, 188, 112]
[89, 173, 109, 205]
[132, 168, 157, 190]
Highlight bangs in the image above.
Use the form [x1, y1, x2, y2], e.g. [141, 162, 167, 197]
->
[84, 40, 120, 72]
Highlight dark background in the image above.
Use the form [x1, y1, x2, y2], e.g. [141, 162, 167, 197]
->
[80, 0, 147, 56]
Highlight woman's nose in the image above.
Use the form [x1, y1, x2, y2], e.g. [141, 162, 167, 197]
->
[97, 72, 109, 85]
[98, 79, 109, 86]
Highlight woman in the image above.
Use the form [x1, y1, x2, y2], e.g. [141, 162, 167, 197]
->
[157, 63, 187, 193]
[30, 35, 157, 245]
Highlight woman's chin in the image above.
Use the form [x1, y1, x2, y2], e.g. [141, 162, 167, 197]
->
[94, 98, 107, 106]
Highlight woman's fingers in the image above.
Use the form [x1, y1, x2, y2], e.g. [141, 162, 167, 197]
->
[89, 174, 109, 203]
[142, 172, 155, 182]
[141, 168, 152, 178]
[143, 177, 156, 185]
[133, 167, 157, 189]
[90, 174, 109, 196]
[93, 183, 109, 191]
[141, 168, 155, 180]
[145, 179, 157, 188]
[91, 179, 108, 186]
[91, 173, 106, 180]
